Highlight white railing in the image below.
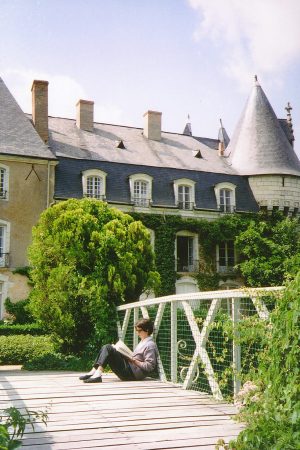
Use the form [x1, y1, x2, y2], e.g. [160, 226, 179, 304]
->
[116, 286, 284, 401]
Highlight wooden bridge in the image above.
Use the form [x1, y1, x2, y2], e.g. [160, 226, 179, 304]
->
[1, 368, 243, 450]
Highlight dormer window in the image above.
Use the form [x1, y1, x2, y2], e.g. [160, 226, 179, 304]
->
[174, 178, 196, 210]
[0, 165, 9, 200]
[214, 182, 236, 213]
[129, 174, 153, 207]
[82, 169, 107, 200]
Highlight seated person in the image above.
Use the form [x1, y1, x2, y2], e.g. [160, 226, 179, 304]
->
[79, 318, 158, 383]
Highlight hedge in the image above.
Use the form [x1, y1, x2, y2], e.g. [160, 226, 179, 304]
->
[0, 324, 44, 336]
[23, 352, 93, 371]
[0, 335, 56, 364]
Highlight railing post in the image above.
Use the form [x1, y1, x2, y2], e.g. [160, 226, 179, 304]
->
[133, 307, 139, 349]
[171, 301, 177, 383]
[232, 297, 241, 398]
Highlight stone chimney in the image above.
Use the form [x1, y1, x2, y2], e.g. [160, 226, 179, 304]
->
[31, 80, 49, 143]
[76, 99, 94, 132]
[143, 110, 162, 141]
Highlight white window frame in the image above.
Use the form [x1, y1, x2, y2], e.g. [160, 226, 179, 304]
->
[0, 164, 9, 201]
[216, 240, 236, 274]
[175, 230, 198, 273]
[0, 220, 10, 268]
[174, 178, 196, 210]
[129, 173, 153, 207]
[214, 182, 236, 212]
[82, 169, 107, 200]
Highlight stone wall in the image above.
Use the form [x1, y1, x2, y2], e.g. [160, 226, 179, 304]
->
[249, 174, 300, 212]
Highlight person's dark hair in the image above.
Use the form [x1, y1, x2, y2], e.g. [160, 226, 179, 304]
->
[135, 318, 154, 335]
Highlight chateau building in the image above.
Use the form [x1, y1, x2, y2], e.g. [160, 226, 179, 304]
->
[0, 76, 299, 316]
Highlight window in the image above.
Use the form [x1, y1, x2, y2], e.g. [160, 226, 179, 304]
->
[129, 174, 153, 207]
[86, 176, 102, 199]
[220, 189, 232, 212]
[0, 165, 9, 200]
[82, 169, 107, 200]
[0, 225, 8, 267]
[176, 231, 198, 272]
[214, 182, 236, 213]
[174, 179, 195, 210]
[178, 185, 193, 210]
[217, 241, 235, 273]
[134, 180, 148, 206]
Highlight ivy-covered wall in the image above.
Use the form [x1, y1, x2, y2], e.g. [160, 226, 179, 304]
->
[130, 212, 253, 295]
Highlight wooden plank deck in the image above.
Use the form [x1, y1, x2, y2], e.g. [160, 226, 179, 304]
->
[0, 369, 244, 449]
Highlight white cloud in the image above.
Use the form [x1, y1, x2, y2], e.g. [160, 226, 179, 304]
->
[2, 68, 86, 117]
[188, 0, 300, 90]
[94, 104, 123, 126]
[2, 68, 123, 124]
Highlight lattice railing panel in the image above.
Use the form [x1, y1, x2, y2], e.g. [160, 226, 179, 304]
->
[116, 287, 284, 400]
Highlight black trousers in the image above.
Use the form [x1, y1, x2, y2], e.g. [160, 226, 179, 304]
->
[94, 344, 135, 381]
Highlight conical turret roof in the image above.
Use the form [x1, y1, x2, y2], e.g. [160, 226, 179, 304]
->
[225, 78, 300, 176]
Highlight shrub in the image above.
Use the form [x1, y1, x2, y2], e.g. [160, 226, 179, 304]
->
[23, 352, 93, 371]
[4, 298, 34, 324]
[0, 323, 44, 336]
[230, 273, 300, 449]
[0, 335, 56, 364]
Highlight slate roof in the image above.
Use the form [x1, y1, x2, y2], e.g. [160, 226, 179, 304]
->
[49, 115, 260, 211]
[225, 80, 300, 176]
[0, 78, 56, 160]
[55, 156, 259, 212]
[2, 75, 297, 215]
[48, 117, 234, 175]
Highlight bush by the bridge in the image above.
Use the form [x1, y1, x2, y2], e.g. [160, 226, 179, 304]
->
[230, 273, 300, 449]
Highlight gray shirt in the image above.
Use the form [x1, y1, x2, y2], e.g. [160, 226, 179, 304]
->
[129, 336, 158, 380]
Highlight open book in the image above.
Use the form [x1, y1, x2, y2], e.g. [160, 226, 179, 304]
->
[112, 340, 133, 358]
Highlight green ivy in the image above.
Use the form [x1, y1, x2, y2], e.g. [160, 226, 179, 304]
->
[130, 212, 251, 294]
[131, 211, 300, 294]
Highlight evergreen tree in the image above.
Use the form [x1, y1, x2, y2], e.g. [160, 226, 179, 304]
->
[28, 199, 159, 353]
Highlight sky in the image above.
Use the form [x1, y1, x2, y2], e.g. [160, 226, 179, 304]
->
[1, 0, 300, 153]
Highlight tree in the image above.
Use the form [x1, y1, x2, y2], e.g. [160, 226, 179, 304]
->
[235, 214, 300, 287]
[28, 199, 159, 353]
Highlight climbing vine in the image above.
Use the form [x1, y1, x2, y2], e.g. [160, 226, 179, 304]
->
[130, 211, 300, 294]
[130, 212, 252, 294]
